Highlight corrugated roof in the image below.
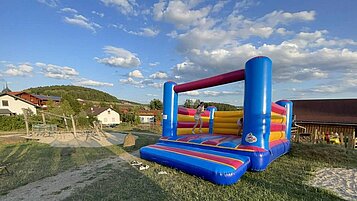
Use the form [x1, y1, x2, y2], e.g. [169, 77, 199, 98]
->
[292, 99, 357, 125]
[32, 94, 61, 101]
[0, 109, 12, 114]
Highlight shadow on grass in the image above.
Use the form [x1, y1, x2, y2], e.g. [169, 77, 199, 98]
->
[0, 142, 116, 196]
[65, 163, 172, 201]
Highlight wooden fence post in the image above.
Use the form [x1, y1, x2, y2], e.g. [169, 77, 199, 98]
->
[42, 113, 46, 125]
[63, 114, 69, 131]
[353, 131, 356, 150]
[339, 132, 344, 147]
[22, 109, 30, 136]
[71, 115, 77, 138]
[313, 129, 318, 144]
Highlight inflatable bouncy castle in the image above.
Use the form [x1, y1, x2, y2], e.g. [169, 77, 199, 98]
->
[140, 56, 293, 185]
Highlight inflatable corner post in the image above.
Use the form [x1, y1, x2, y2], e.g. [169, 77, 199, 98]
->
[140, 56, 293, 185]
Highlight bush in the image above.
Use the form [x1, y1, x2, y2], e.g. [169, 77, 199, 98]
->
[0, 116, 25, 131]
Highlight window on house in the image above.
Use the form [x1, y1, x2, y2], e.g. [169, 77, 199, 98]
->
[112, 118, 115, 122]
[104, 118, 107, 122]
[2, 100, 9, 107]
[108, 110, 111, 115]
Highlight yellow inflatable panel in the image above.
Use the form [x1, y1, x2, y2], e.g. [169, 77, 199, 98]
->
[271, 112, 285, 116]
[213, 128, 239, 135]
[214, 111, 243, 117]
[177, 114, 210, 122]
[177, 128, 209, 135]
[271, 115, 286, 123]
[213, 123, 238, 129]
[214, 116, 239, 123]
[269, 131, 286, 141]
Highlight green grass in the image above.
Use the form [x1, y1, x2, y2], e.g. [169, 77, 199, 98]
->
[1, 133, 356, 200]
[0, 133, 159, 195]
[65, 143, 357, 201]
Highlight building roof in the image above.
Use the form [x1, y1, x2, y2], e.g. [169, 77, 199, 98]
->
[87, 107, 118, 116]
[0, 108, 12, 115]
[1, 83, 12, 94]
[0, 93, 40, 108]
[32, 94, 61, 101]
[8, 92, 22, 96]
[292, 99, 357, 125]
[138, 110, 162, 116]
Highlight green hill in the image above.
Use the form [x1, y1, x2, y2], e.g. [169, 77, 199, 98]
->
[25, 85, 132, 104]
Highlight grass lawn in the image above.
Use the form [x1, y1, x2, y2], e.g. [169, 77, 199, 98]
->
[1, 133, 356, 200]
[0, 133, 160, 196]
[65, 143, 357, 201]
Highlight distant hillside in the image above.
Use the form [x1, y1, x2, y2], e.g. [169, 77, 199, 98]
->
[25, 85, 138, 104]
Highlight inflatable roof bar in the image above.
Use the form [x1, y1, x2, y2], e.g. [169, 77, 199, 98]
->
[174, 69, 245, 93]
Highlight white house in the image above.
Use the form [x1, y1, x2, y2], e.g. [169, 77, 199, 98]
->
[139, 111, 155, 124]
[88, 107, 121, 125]
[0, 93, 38, 115]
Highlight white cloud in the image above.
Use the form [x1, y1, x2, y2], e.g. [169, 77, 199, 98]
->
[119, 77, 163, 89]
[37, 63, 79, 79]
[149, 62, 160, 67]
[202, 90, 220, 96]
[64, 14, 101, 33]
[153, 0, 211, 29]
[101, 0, 137, 15]
[211, 1, 228, 13]
[182, 90, 200, 96]
[121, 27, 160, 37]
[129, 70, 144, 78]
[276, 28, 293, 36]
[4, 64, 33, 77]
[149, 71, 168, 79]
[96, 46, 141, 68]
[74, 79, 113, 87]
[61, 8, 78, 13]
[92, 11, 105, 17]
[37, 0, 58, 7]
[119, 77, 144, 88]
[148, 82, 163, 89]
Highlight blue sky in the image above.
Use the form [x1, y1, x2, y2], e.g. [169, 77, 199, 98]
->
[0, 0, 356, 105]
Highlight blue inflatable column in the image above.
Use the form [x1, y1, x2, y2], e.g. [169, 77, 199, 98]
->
[206, 106, 217, 134]
[243, 56, 272, 149]
[276, 100, 293, 140]
[162, 82, 178, 137]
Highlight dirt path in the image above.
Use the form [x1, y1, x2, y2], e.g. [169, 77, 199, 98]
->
[0, 151, 140, 201]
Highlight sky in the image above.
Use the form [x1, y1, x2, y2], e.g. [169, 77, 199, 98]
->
[0, 0, 356, 106]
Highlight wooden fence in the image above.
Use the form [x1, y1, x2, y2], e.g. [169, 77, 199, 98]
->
[293, 126, 356, 149]
[296, 123, 355, 135]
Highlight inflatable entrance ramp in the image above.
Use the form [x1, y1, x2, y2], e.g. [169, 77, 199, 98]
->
[141, 143, 250, 185]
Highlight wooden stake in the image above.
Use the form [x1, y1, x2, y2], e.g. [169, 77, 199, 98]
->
[22, 109, 29, 136]
[313, 129, 318, 144]
[63, 114, 69, 131]
[71, 115, 76, 138]
[42, 113, 46, 125]
[339, 132, 344, 146]
[353, 131, 356, 149]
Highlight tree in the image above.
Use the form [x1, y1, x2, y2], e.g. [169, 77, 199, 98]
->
[184, 99, 193, 108]
[149, 99, 163, 110]
[62, 94, 81, 114]
[193, 99, 201, 109]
